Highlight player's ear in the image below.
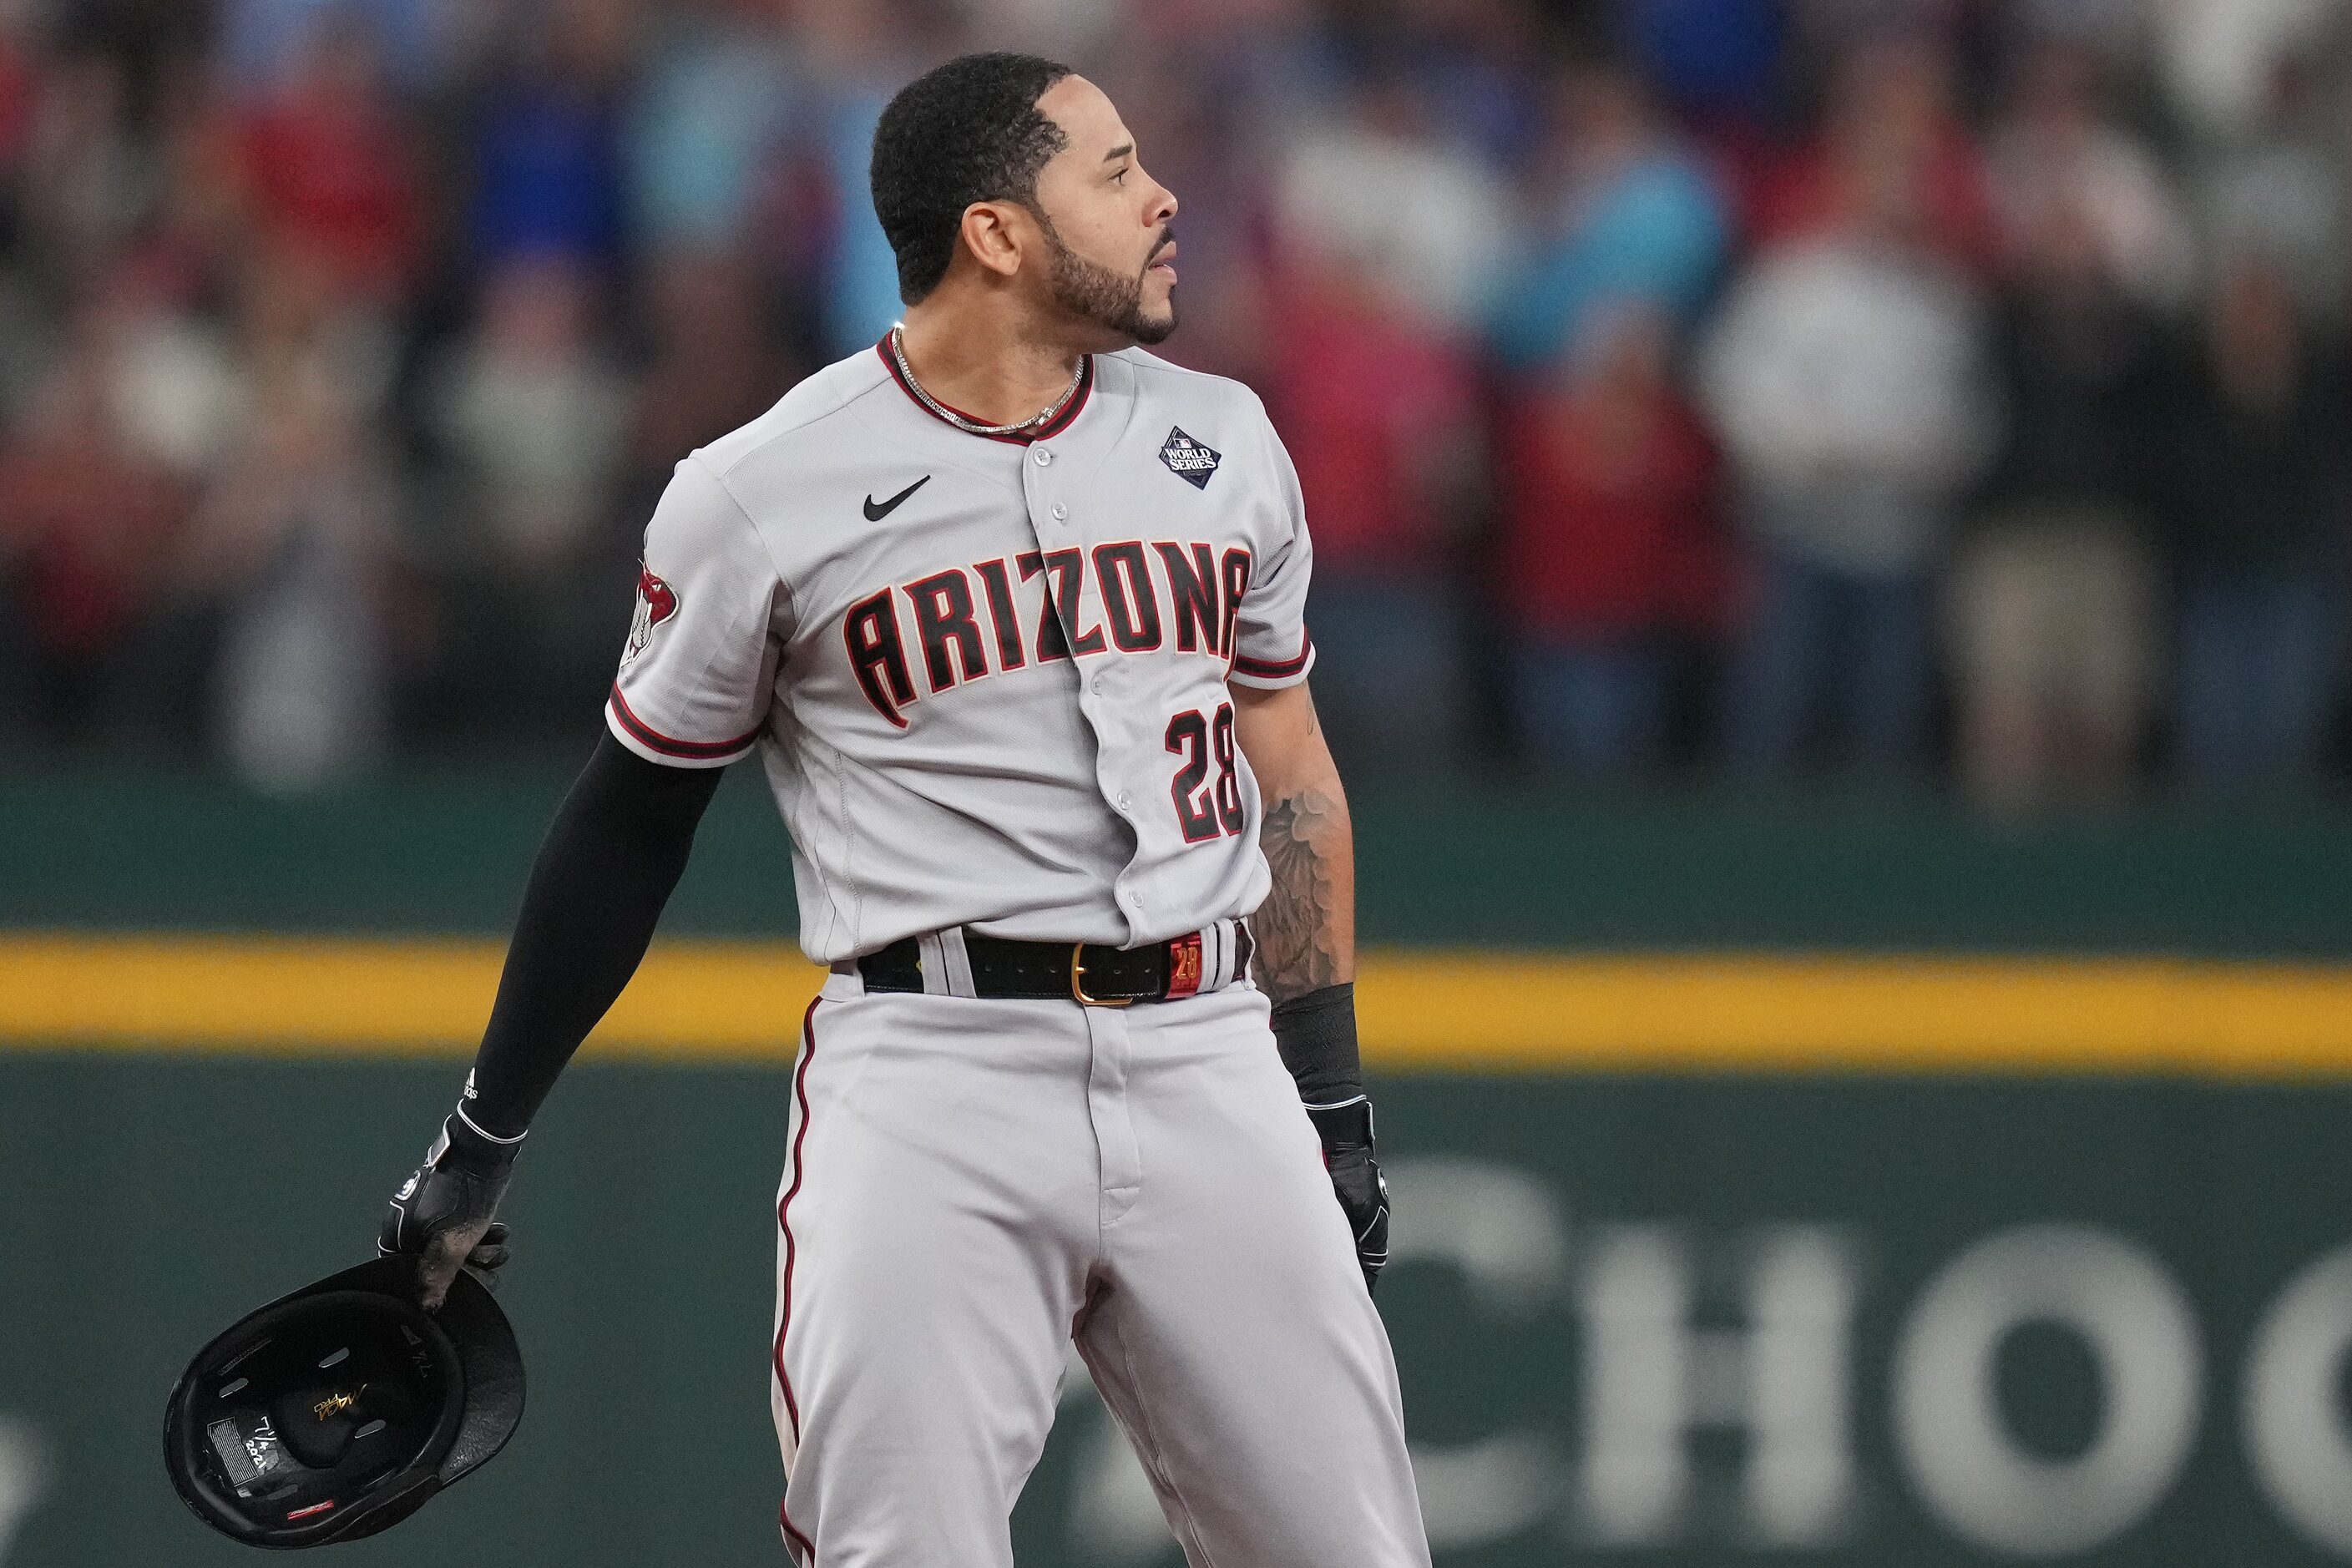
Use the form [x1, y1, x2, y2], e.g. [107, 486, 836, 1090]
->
[957, 201, 1028, 281]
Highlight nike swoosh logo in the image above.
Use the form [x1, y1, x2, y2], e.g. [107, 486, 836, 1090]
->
[863, 474, 931, 521]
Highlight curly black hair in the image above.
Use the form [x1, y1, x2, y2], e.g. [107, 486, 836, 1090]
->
[871, 52, 1075, 305]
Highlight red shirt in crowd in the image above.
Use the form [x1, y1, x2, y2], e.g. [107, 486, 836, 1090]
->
[1744, 125, 1999, 276]
[234, 88, 421, 300]
[0, 36, 33, 175]
[0, 428, 187, 655]
[1261, 272, 1477, 577]
[1495, 381, 1722, 641]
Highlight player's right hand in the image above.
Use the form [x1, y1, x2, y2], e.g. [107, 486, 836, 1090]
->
[379, 1115, 518, 1312]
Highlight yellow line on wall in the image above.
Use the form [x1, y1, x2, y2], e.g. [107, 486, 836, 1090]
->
[3, 935, 2352, 1076]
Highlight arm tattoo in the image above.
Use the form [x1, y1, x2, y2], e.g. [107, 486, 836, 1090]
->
[1255, 787, 1348, 1003]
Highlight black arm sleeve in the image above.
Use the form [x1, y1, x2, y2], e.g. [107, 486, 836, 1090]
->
[459, 730, 726, 1138]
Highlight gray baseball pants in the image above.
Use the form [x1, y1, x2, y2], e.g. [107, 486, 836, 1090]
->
[770, 972, 1430, 1566]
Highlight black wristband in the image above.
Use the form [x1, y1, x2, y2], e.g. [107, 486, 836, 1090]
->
[1269, 982, 1363, 1108]
[1304, 1096, 1374, 1152]
[440, 1102, 525, 1171]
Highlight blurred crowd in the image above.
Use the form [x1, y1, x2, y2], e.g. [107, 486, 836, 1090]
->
[0, 0, 2349, 807]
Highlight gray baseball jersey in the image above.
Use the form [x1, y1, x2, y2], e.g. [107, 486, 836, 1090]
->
[606, 341, 1317, 962]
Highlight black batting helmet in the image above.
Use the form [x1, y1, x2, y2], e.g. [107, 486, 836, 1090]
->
[164, 1257, 524, 1549]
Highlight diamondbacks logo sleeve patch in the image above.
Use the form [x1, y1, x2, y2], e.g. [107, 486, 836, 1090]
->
[622, 564, 678, 664]
[1158, 427, 1222, 489]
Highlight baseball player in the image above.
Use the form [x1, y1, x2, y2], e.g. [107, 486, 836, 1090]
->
[378, 52, 1431, 1568]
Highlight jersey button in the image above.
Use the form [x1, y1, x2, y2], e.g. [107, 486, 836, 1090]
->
[1051, 503, 1068, 520]
[1033, 448, 1053, 467]
[1116, 792, 1132, 811]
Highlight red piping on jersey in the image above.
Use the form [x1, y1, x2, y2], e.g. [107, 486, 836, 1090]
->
[775, 998, 822, 1565]
[1232, 633, 1313, 681]
[607, 684, 762, 759]
[774, 998, 821, 1447]
[874, 335, 1094, 446]
[781, 1502, 817, 1565]
[781, 1500, 817, 1565]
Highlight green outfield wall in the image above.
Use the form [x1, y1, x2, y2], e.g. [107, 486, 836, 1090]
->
[6, 1056, 2352, 1568]
[8, 768, 2352, 1566]
[7, 763, 2352, 953]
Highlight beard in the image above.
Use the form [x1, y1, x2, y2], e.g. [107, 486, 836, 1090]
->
[1039, 214, 1177, 346]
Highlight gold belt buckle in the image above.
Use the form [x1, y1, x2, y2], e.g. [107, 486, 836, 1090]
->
[1071, 944, 1134, 1007]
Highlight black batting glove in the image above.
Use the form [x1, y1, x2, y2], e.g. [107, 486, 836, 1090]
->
[1306, 1097, 1390, 1294]
[381, 1112, 519, 1311]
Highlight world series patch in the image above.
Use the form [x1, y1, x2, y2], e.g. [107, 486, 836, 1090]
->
[1158, 427, 1221, 490]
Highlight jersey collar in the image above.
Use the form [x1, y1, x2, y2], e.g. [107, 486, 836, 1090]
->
[874, 334, 1095, 446]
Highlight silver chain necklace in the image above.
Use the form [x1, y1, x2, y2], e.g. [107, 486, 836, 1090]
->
[888, 326, 1084, 438]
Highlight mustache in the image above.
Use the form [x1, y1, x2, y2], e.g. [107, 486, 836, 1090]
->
[1146, 226, 1176, 267]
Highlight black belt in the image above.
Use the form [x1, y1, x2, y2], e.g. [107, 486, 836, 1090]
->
[847, 925, 1251, 1005]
